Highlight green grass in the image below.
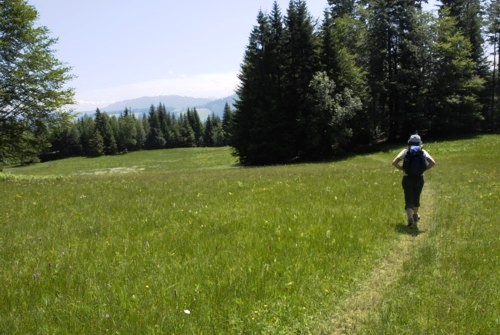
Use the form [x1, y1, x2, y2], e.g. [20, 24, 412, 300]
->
[1, 136, 498, 334]
[362, 136, 500, 334]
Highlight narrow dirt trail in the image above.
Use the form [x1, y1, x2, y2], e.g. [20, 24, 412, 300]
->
[320, 185, 437, 335]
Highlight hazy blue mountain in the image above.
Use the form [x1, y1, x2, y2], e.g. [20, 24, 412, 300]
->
[198, 94, 238, 117]
[103, 95, 213, 111]
[78, 94, 238, 120]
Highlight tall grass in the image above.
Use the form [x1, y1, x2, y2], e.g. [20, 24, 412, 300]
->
[1, 136, 498, 334]
[362, 135, 499, 334]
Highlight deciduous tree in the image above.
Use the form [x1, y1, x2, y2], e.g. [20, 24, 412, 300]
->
[0, 0, 74, 164]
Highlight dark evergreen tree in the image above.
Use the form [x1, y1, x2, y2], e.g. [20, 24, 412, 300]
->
[203, 115, 214, 147]
[141, 113, 150, 145]
[429, 8, 485, 135]
[233, 1, 320, 164]
[222, 102, 234, 145]
[366, 0, 432, 140]
[203, 114, 224, 147]
[187, 108, 203, 146]
[94, 109, 117, 155]
[233, 10, 275, 164]
[282, 0, 320, 157]
[157, 103, 173, 146]
[77, 115, 95, 156]
[118, 108, 138, 152]
[135, 116, 146, 149]
[145, 106, 166, 149]
[440, 0, 486, 72]
[210, 114, 225, 146]
[88, 129, 105, 157]
[66, 125, 82, 156]
[50, 123, 81, 158]
[178, 114, 195, 147]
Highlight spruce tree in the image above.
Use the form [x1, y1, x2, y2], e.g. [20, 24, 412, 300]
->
[282, 0, 319, 158]
[88, 129, 105, 157]
[145, 106, 166, 149]
[440, 0, 485, 72]
[366, 0, 433, 140]
[222, 102, 234, 145]
[135, 117, 146, 150]
[118, 108, 138, 152]
[187, 108, 203, 146]
[429, 8, 485, 135]
[233, 10, 274, 164]
[179, 114, 195, 147]
[94, 109, 117, 155]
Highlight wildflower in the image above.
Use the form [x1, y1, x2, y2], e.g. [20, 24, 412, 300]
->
[184, 309, 191, 315]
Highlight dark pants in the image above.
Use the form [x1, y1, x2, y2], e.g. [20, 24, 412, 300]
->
[402, 176, 424, 209]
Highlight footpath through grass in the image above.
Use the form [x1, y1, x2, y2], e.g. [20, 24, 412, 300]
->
[1, 136, 498, 334]
[359, 135, 499, 334]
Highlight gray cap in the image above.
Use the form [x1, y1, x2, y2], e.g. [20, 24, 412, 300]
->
[408, 134, 422, 145]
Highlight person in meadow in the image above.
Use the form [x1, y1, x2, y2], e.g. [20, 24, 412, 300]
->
[392, 134, 436, 228]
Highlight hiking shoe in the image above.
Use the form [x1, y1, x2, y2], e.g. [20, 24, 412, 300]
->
[413, 214, 421, 222]
[407, 217, 414, 227]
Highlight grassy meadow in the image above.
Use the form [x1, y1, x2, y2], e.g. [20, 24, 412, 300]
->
[1, 136, 498, 334]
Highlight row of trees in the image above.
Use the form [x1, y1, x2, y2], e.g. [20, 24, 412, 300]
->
[1, 0, 499, 166]
[232, 0, 499, 165]
[48, 104, 234, 159]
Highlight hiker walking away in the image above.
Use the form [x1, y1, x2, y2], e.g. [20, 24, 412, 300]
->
[392, 134, 436, 228]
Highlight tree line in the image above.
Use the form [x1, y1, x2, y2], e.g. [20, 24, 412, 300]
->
[1, 0, 499, 166]
[47, 104, 234, 159]
[232, 0, 499, 165]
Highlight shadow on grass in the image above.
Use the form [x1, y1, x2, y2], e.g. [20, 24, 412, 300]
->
[395, 223, 426, 237]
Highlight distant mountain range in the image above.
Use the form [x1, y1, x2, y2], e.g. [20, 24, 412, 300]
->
[81, 94, 238, 120]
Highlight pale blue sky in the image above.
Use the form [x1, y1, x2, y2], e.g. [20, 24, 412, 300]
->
[30, 0, 439, 111]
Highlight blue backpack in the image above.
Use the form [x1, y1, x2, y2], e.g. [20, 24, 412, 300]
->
[403, 146, 427, 176]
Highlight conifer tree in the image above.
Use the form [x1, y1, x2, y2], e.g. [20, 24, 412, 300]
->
[282, 0, 319, 157]
[118, 108, 138, 151]
[222, 102, 234, 145]
[233, 10, 274, 164]
[440, 0, 485, 72]
[88, 129, 104, 157]
[187, 108, 203, 146]
[77, 115, 95, 156]
[429, 8, 485, 135]
[94, 109, 117, 154]
[145, 106, 166, 149]
[178, 114, 195, 147]
[366, 0, 433, 140]
[135, 117, 146, 149]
